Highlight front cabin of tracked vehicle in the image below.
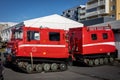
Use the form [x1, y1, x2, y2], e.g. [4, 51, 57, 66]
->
[68, 25, 118, 66]
[6, 25, 69, 73]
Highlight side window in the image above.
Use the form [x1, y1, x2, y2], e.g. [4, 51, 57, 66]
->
[103, 33, 108, 39]
[34, 32, 40, 40]
[91, 34, 97, 40]
[27, 31, 40, 40]
[49, 32, 60, 41]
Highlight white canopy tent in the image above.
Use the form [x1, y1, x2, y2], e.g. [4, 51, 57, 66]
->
[14, 14, 83, 30]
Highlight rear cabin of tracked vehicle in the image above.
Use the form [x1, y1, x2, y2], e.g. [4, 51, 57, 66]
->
[68, 25, 118, 66]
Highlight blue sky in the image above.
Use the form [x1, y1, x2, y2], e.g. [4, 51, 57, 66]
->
[0, 0, 88, 22]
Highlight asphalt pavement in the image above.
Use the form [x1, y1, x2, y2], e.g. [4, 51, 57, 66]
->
[3, 64, 120, 80]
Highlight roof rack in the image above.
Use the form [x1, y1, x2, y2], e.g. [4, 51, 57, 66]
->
[87, 24, 111, 31]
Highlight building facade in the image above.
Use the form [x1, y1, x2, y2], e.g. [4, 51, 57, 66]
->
[116, 0, 120, 20]
[86, 0, 120, 20]
[82, 0, 120, 26]
[86, 0, 110, 19]
[62, 5, 86, 22]
[78, 6, 86, 22]
[62, 0, 120, 26]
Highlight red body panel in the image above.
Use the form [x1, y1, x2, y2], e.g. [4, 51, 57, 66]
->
[8, 26, 69, 59]
[69, 26, 116, 55]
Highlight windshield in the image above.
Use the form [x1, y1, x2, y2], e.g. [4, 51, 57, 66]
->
[14, 30, 23, 39]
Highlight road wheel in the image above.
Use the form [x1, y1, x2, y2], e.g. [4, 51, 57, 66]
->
[99, 58, 104, 65]
[18, 62, 24, 68]
[26, 64, 33, 73]
[88, 60, 94, 66]
[109, 57, 114, 63]
[84, 59, 89, 64]
[35, 64, 42, 72]
[43, 63, 50, 72]
[51, 63, 58, 71]
[60, 63, 67, 71]
[104, 58, 108, 64]
[94, 59, 99, 66]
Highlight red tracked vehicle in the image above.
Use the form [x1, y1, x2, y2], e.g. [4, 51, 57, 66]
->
[6, 25, 69, 73]
[68, 25, 118, 66]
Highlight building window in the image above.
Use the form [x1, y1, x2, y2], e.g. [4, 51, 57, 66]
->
[111, 5, 115, 10]
[91, 34, 97, 40]
[49, 32, 60, 41]
[63, 12, 65, 14]
[87, 7, 97, 13]
[68, 10, 71, 12]
[66, 14, 70, 18]
[111, 14, 115, 18]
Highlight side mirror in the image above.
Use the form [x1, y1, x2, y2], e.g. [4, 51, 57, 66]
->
[27, 31, 31, 41]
